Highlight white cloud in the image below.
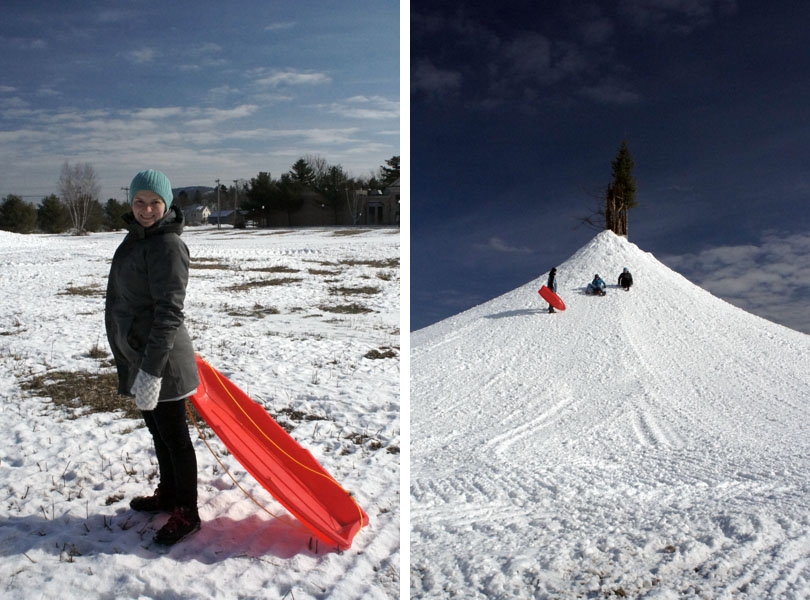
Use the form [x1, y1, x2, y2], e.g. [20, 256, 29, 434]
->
[255, 70, 331, 87]
[126, 48, 157, 64]
[2, 37, 48, 50]
[265, 22, 297, 31]
[476, 237, 533, 254]
[580, 79, 641, 105]
[130, 107, 185, 120]
[320, 96, 399, 120]
[664, 230, 810, 334]
[412, 60, 462, 97]
[619, 0, 738, 35]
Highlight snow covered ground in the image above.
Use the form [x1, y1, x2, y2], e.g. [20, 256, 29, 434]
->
[411, 231, 810, 599]
[0, 226, 400, 599]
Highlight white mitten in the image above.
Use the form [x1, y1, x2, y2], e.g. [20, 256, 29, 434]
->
[131, 369, 162, 411]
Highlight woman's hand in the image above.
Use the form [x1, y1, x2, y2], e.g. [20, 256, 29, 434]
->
[131, 369, 162, 411]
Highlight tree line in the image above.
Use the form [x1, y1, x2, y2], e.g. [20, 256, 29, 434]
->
[239, 155, 399, 227]
[0, 155, 400, 235]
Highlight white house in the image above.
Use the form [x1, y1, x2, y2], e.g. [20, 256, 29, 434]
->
[183, 204, 211, 226]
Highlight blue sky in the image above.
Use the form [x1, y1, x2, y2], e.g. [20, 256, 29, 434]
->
[0, 1, 399, 203]
[411, 0, 810, 334]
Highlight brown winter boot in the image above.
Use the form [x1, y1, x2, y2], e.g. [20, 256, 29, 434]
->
[129, 488, 174, 513]
[154, 505, 201, 545]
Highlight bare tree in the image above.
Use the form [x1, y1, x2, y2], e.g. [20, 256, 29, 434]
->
[578, 183, 609, 232]
[304, 153, 329, 184]
[58, 161, 101, 235]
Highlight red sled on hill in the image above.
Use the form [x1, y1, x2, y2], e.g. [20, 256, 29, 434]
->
[539, 285, 566, 311]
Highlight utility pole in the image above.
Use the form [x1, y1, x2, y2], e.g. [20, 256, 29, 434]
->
[215, 179, 221, 229]
[232, 179, 239, 228]
[121, 186, 129, 204]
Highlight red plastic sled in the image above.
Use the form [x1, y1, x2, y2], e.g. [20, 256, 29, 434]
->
[189, 355, 369, 550]
[539, 285, 566, 311]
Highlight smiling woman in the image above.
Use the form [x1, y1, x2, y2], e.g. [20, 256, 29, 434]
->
[105, 168, 202, 546]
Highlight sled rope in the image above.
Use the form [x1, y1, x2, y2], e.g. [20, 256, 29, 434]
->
[195, 356, 367, 531]
[185, 400, 309, 535]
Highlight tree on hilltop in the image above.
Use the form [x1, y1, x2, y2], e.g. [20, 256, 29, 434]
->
[606, 139, 637, 237]
[579, 139, 638, 237]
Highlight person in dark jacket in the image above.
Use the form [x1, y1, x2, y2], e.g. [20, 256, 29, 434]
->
[546, 267, 558, 313]
[618, 267, 633, 291]
[105, 169, 201, 546]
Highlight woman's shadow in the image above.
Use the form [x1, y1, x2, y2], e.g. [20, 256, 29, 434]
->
[0, 508, 331, 564]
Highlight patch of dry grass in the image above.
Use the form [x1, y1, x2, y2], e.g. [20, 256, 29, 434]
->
[318, 303, 374, 314]
[247, 265, 300, 273]
[308, 268, 341, 276]
[21, 370, 140, 420]
[330, 285, 382, 296]
[224, 277, 303, 292]
[331, 229, 372, 237]
[364, 347, 398, 359]
[59, 284, 104, 297]
[225, 303, 280, 318]
[339, 258, 399, 269]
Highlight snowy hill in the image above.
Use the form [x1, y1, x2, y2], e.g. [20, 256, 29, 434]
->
[411, 231, 810, 599]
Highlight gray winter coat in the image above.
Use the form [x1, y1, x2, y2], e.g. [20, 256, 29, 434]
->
[105, 205, 199, 400]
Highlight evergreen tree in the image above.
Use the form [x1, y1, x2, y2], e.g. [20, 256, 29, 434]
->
[278, 172, 304, 225]
[103, 198, 130, 231]
[85, 199, 105, 232]
[0, 195, 38, 233]
[245, 172, 277, 227]
[289, 158, 316, 188]
[317, 164, 349, 224]
[606, 139, 637, 237]
[380, 155, 400, 187]
[37, 194, 71, 233]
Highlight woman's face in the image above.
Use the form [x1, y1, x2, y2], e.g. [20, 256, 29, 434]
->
[132, 190, 166, 228]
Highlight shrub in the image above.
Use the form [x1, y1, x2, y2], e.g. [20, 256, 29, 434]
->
[0, 195, 38, 234]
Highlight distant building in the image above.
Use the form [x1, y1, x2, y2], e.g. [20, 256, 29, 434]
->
[207, 209, 247, 226]
[352, 179, 400, 226]
[257, 180, 400, 228]
[183, 204, 211, 226]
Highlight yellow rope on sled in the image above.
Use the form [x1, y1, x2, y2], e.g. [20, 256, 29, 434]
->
[185, 399, 309, 535]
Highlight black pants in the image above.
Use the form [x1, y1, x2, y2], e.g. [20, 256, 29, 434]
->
[142, 399, 198, 509]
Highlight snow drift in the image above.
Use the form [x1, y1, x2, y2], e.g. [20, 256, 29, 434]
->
[411, 231, 810, 599]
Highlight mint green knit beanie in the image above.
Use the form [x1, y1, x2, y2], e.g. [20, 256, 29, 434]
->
[129, 169, 173, 209]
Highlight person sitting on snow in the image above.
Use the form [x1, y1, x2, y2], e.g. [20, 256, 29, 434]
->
[618, 267, 633, 291]
[586, 274, 606, 296]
